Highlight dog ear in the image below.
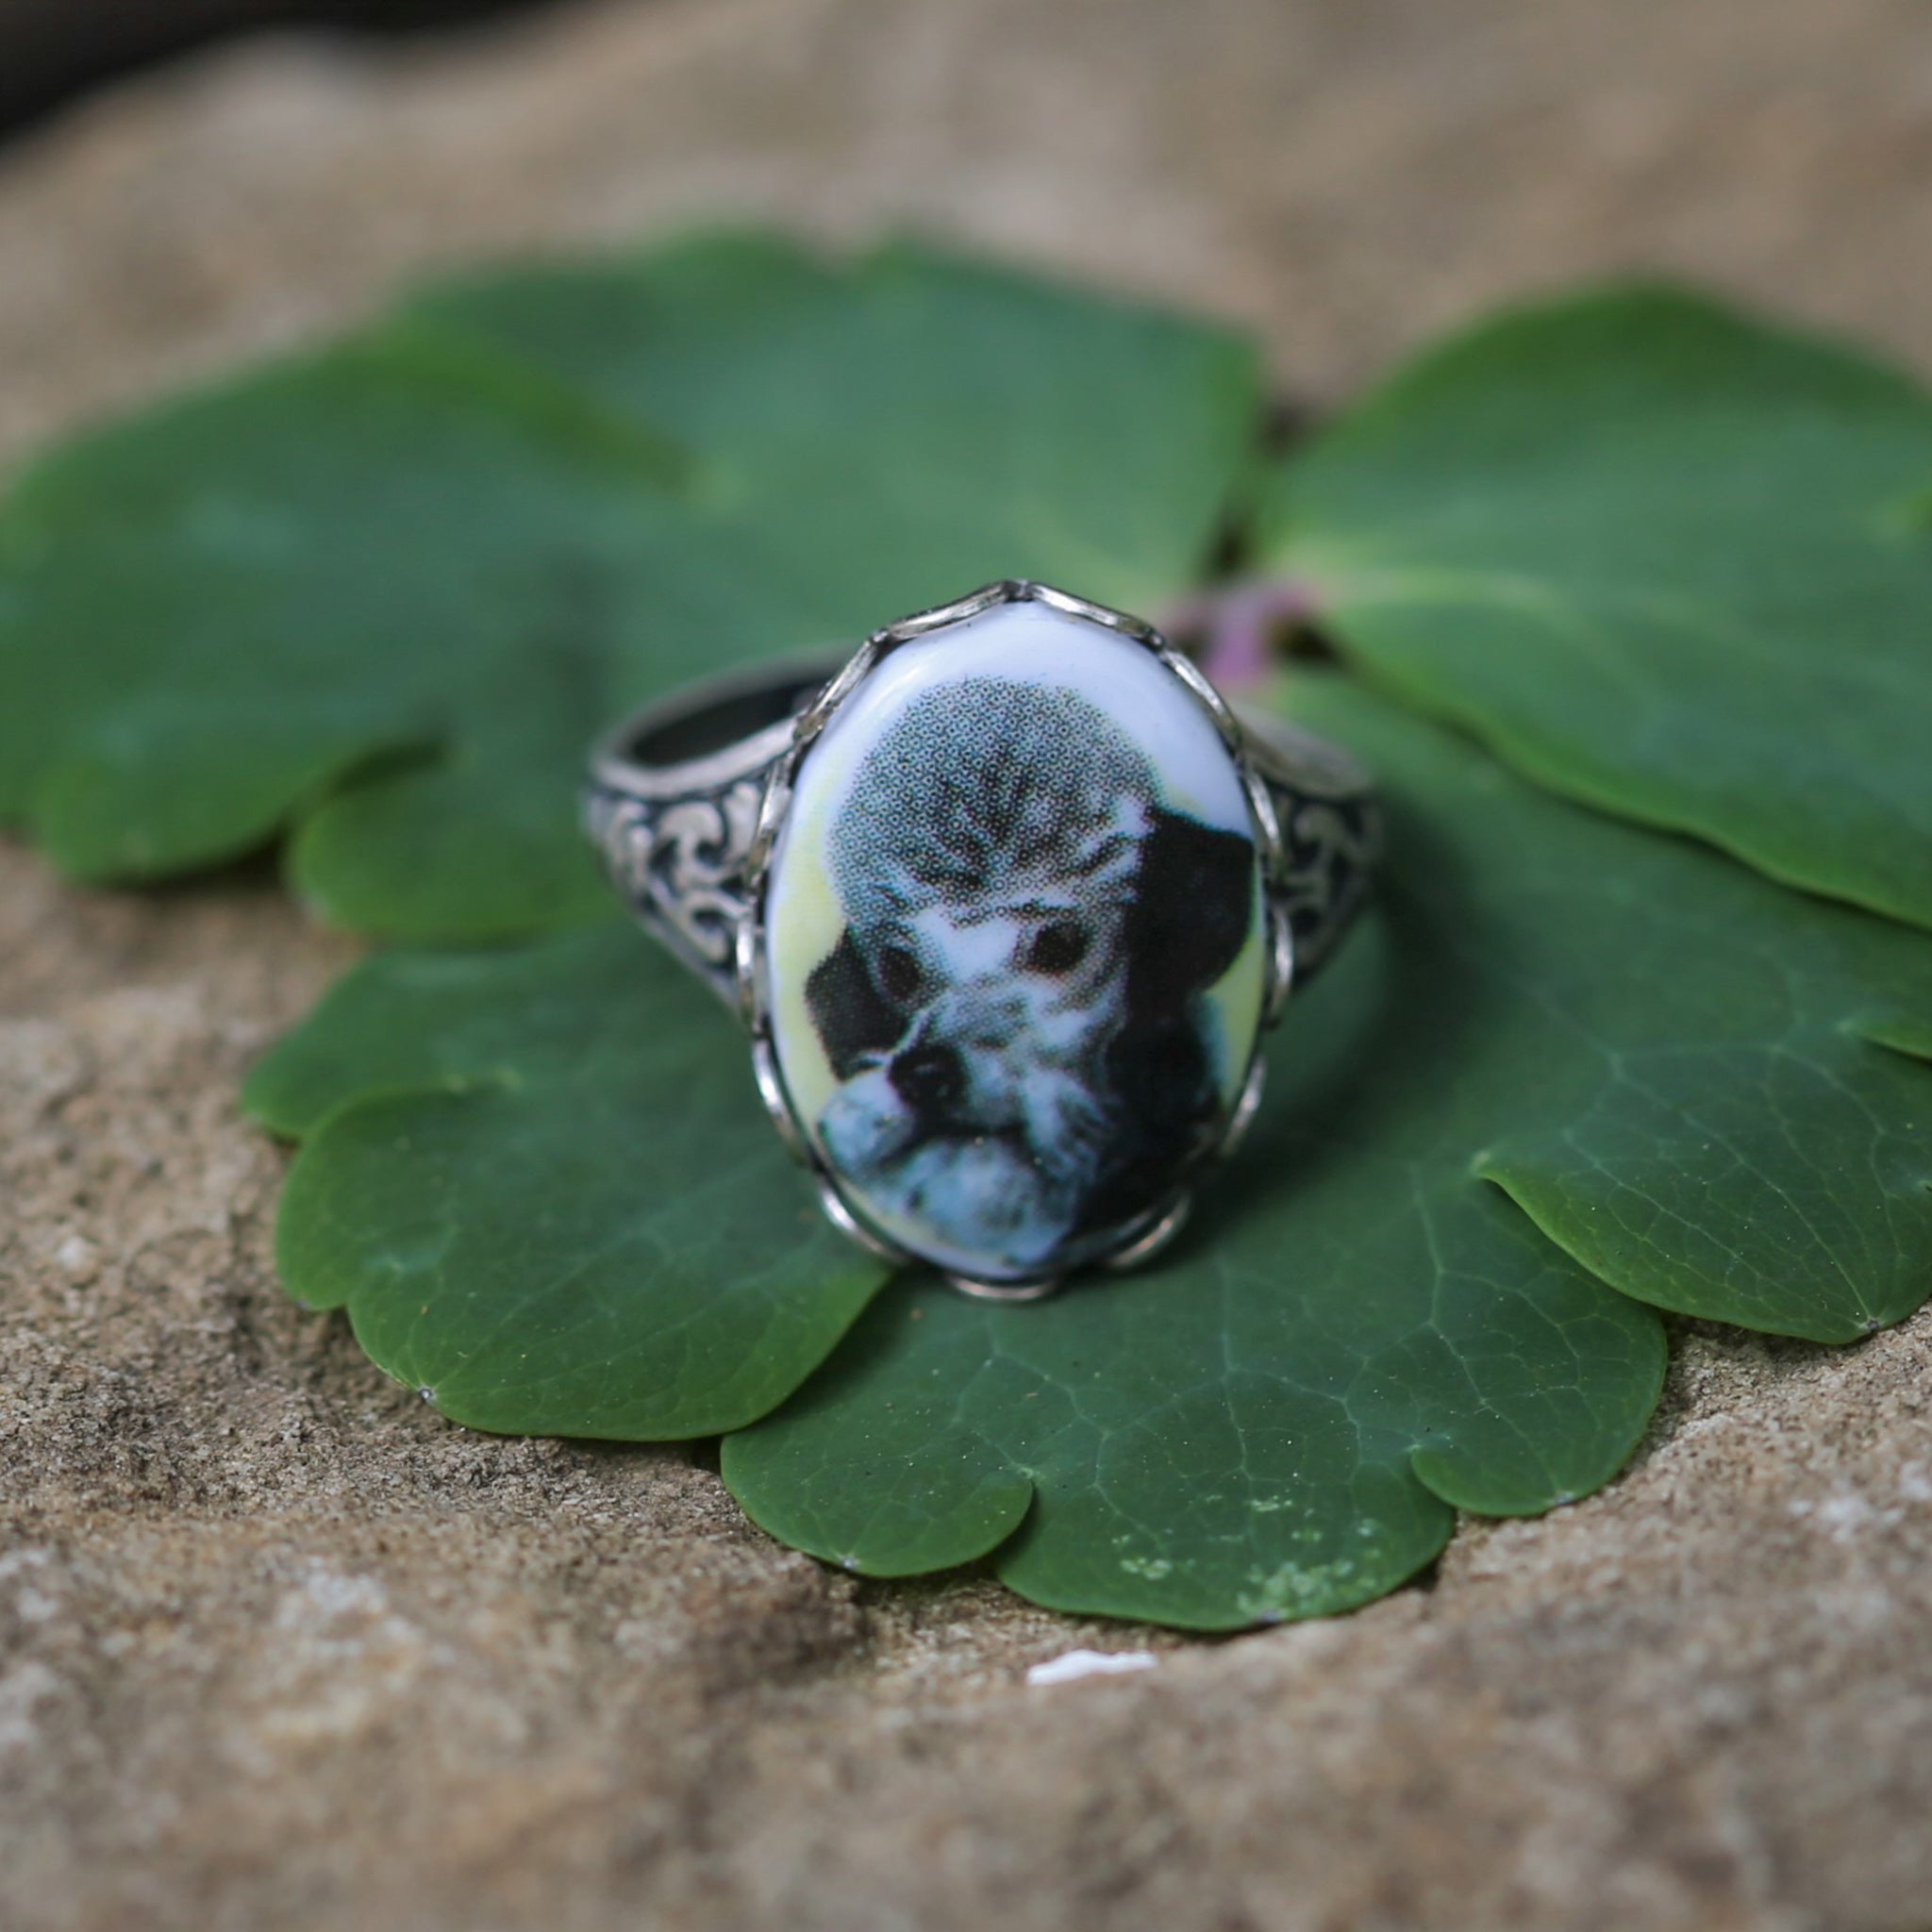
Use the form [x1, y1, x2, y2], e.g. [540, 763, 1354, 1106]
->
[1097, 813, 1253, 1225]
[1127, 810, 1257, 1010]
[807, 929, 906, 1076]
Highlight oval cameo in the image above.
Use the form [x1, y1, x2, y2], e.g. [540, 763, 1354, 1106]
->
[764, 596, 1266, 1285]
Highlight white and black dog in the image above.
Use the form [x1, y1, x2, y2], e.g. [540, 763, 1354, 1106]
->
[806, 676, 1256, 1275]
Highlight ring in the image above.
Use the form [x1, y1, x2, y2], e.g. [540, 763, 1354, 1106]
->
[585, 580, 1379, 1300]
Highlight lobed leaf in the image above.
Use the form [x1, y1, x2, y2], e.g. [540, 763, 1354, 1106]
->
[251, 675, 1929, 1626]
[9, 240, 1932, 1627]
[246, 923, 890, 1438]
[724, 681, 1932, 1626]
[0, 234, 1261, 939]
[1261, 286, 1932, 930]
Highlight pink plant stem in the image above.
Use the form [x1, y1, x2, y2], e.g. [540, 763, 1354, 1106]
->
[1161, 579, 1317, 693]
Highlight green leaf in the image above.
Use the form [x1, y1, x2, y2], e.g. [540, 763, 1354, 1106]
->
[1260, 286, 1932, 931]
[19, 243, 1932, 1627]
[723, 681, 1931, 1627]
[244, 921, 889, 1438]
[0, 233, 1260, 939]
[253, 675, 1929, 1626]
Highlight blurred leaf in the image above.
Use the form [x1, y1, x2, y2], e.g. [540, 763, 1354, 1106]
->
[1260, 286, 1932, 930]
[0, 233, 1260, 938]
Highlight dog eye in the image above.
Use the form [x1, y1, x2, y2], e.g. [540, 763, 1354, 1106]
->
[1022, 920, 1090, 975]
[874, 944, 924, 1003]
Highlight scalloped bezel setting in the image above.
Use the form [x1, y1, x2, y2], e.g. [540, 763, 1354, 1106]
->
[742, 581, 1287, 1300]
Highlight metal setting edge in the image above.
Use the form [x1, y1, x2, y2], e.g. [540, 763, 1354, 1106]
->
[730, 577, 1295, 1299]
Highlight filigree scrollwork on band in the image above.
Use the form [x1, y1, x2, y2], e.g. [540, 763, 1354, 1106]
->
[586, 677, 1379, 1014]
[584, 772, 770, 1004]
[589, 756, 1378, 1012]
[1272, 790, 1383, 983]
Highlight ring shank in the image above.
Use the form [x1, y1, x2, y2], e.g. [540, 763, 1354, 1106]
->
[1234, 703, 1382, 982]
[585, 659, 1379, 1009]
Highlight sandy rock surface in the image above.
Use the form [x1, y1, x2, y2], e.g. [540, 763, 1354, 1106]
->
[4, 2, 1932, 1926]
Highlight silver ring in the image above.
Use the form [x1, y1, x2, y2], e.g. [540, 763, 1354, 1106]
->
[585, 580, 1379, 1300]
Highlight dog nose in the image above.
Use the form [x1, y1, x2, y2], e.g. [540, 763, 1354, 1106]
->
[890, 1041, 964, 1116]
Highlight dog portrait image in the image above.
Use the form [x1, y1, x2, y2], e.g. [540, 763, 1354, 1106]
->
[792, 669, 1260, 1279]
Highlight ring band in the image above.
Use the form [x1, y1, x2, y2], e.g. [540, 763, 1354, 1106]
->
[585, 580, 1378, 1298]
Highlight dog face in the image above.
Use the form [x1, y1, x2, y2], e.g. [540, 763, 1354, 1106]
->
[805, 677, 1256, 1278]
